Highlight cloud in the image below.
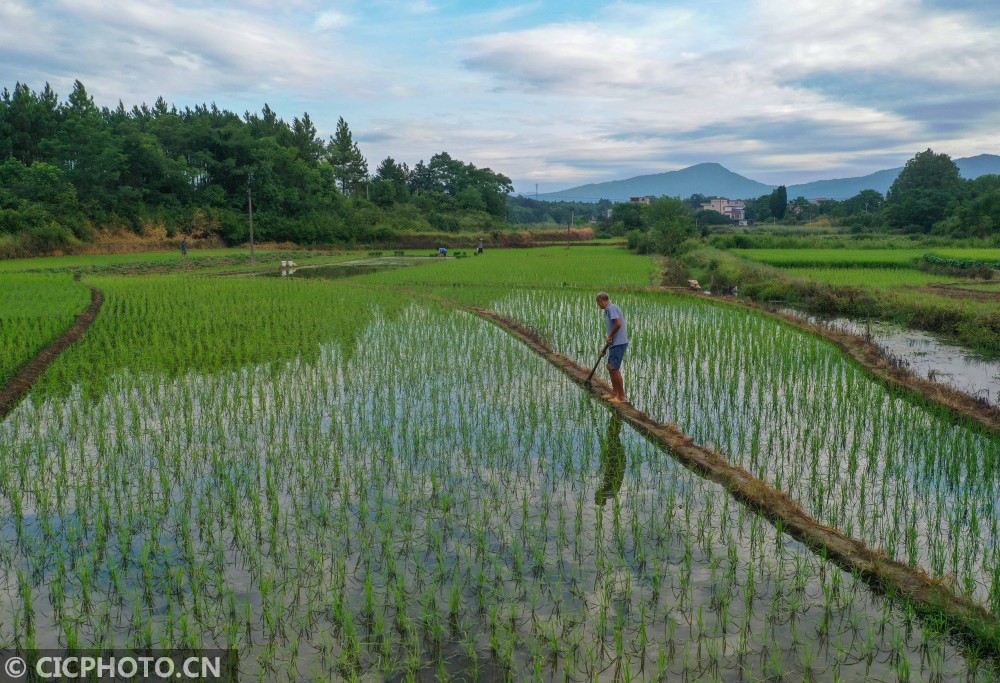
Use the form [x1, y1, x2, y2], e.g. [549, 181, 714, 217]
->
[1, 0, 998, 188]
[2, 0, 374, 107]
[314, 11, 353, 31]
[452, 0, 1000, 183]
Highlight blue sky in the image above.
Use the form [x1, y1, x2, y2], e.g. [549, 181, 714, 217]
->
[2, 0, 998, 192]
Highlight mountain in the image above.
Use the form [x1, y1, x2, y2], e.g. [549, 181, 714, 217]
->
[785, 169, 900, 199]
[535, 163, 774, 202]
[786, 155, 1000, 198]
[533, 155, 1000, 202]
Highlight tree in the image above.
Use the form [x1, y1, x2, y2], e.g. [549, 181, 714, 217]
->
[648, 196, 695, 255]
[842, 189, 884, 216]
[0, 82, 62, 164]
[611, 202, 647, 234]
[789, 195, 811, 220]
[743, 194, 771, 223]
[768, 186, 787, 220]
[327, 117, 368, 195]
[694, 209, 730, 226]
[43, 81, 124, 212]
[883, 149, 962, 232]
[933, 174, 1000, 237]
[684, 193, 709, 210]
[371, 156, 409, 207]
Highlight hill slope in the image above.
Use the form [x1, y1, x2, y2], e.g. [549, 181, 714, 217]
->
[536, 163, 774, 202]
[536, 155, 1000, 202]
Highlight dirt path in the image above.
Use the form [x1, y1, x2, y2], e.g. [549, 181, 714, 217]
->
[917, 283, 1000, 302]
[0, 284, 103, 420]
[467, 304, 1000, 657]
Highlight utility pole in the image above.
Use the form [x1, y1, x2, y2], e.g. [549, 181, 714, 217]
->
[535, 183, 538, 200]
[248, 173, 255, 264]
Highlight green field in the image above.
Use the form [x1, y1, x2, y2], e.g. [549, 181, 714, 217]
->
[0, 274, 91, 386]
[732, 247, 1000, 268]
[0, 247, 998, 680]
[787, 267, 960, 288]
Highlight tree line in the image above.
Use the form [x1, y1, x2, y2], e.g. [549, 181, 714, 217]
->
[742, 150, 1000, 236]
[0, 80, 514, 254]
[608, 149, 1000, 256]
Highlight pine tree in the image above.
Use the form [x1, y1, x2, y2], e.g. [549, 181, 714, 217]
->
[327, 117, 367, 195]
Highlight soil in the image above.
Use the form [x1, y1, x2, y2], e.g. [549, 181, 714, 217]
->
[0, 285, 103, 419]
[467, 304, 1000, 657]
[917, 283, 1000, 302]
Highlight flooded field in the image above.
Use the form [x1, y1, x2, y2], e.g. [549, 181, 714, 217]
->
[2, 249, 999, 680]
[782, 308, 1000, 406]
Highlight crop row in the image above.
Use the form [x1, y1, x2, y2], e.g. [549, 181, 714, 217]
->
[493, 289, 1000, 612]
[0, 274, 91, 387]
[1, 284, 989, 679]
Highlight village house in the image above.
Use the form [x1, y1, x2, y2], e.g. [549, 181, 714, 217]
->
[700, 197, 746, 222]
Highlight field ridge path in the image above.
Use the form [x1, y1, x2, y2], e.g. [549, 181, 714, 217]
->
[0, 283, 103, 419]
[466, 304, 1000, 657]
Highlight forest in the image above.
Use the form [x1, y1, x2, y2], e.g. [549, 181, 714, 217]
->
[0, 80, 514, 255]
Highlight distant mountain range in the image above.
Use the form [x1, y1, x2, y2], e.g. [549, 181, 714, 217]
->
[534, 154, 1000, 202]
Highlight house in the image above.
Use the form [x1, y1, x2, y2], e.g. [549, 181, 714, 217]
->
[699, 197, 746, 222]
[629, 196, 653, 204]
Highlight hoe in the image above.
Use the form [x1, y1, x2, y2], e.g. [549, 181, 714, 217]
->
[585, 341, 611, 386]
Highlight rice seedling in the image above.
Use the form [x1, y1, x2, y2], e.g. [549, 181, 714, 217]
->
[493, 288, 1000, 615]
[0, 273, 91, 386]
[0, 263, 995, 678]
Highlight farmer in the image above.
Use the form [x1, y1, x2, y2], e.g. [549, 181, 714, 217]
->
[180, 238, 188, 256]
[476, 238, 484, 255]
[595, 292, 627, 403]
[438, 246, 448, 257]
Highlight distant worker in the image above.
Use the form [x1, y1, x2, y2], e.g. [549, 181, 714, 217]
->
[180, 238, 188, 256]
[595, 292, 628, 403]
[438, 246, 448, 257]
[476, 238, 484, 255]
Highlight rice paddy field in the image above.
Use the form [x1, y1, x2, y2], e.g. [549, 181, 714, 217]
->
[780, 268, 959, 289]
[0, 274, 91, 386]
[2, 246, 1000, 681]
[730, 248, 1000, 269]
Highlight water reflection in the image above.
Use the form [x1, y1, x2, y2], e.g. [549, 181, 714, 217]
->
[266, 256, 436, 280]
[782, 307, 1000, 406]
[595, 412, 626, 506]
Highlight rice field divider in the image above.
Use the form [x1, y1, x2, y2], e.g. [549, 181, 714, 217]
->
[0, 283, 104, 420]
[640, 286, 1000, 436]
[462, 302, 1000, 657]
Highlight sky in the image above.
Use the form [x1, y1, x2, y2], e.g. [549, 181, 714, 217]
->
[2, 0, 998, 193]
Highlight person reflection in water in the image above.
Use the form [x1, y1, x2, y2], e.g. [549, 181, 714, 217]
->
[595, 413, 626, 506]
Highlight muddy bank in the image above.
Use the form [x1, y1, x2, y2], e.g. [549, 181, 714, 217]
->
[0, 285, 103, 419]
[468, 304, 1000, 658]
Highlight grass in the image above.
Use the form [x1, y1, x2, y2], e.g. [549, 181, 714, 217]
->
[696, 246, 1000, 354]
[789, 267, 962, 288]
[349, 245, 658, 290]
[0, 274, 91, 386]
[732, 247, 1000, 268]
[0, 247, 369, 275]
